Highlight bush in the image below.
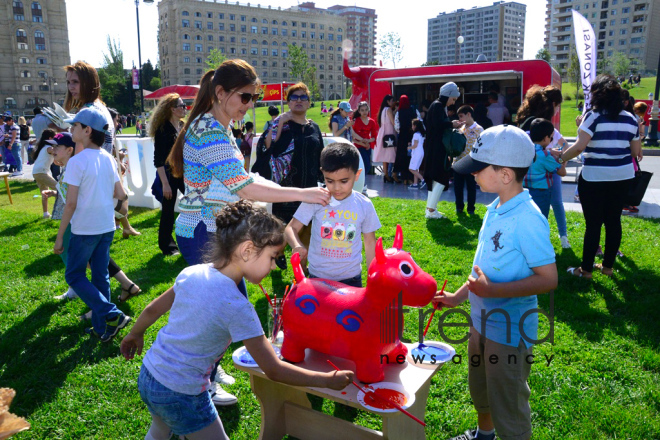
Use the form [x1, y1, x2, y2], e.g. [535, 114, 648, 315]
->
[564, 94, 572, 101]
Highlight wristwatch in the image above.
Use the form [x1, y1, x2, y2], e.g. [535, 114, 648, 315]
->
[557, 154, 565, 164]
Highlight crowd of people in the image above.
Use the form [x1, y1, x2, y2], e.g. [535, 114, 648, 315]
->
[11, 50, 645, 440]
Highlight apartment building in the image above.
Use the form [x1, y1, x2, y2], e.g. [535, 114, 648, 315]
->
[1, 0, 71, 115]
[427, 1, 526, 65]
[545, 0, 660, 75]
[325, 5, 377, 66]
[158, 0, 348, 101]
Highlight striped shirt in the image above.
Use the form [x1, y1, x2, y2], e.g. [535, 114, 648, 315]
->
[579, 110, 638, 182]
[175, 113, 253, 238]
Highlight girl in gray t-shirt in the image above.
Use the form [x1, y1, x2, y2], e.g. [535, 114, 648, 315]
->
[120, 200, 354, 439]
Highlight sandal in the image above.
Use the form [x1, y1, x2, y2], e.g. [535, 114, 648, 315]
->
[593, 263, 613, 277]
[119, 283, 142, 303]
[567, 267, 592, 278]
[122, 228, 142, 239]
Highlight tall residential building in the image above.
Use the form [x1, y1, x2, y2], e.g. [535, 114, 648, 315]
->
[1, 0, 70, 115]
[157, 0, 348, 101]
[325, 5, 377, 66]
[545, 0, 660, 76]
[427, 2, 526, 65]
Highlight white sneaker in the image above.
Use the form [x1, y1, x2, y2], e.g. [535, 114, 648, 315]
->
[425, 209, 444, 219]
[53, 287, 79, 301]
[210, 382, 238, 406]
[43, 212, 51, 219]
[215, 366, 236, 386]
[560, 236, 571, 249]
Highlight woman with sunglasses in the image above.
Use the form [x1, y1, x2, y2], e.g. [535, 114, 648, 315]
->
[149, 93, 187, 256]
[167, 61, 330, 268]
[268, 83, 325, 224]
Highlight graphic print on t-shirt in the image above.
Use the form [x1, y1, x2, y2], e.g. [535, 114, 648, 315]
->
[320, 208, 358, 258]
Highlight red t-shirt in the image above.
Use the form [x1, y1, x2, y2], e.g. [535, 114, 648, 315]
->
[352, 117, 379, 149]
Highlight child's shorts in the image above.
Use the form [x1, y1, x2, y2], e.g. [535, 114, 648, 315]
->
[33, 173, 58, 191]
[409, 154, 423, 172]
[138, 365, 218, 436]
[468, 327, 533, 440]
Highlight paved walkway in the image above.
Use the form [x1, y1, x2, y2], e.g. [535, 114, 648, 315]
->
[7, 155, 660, 219]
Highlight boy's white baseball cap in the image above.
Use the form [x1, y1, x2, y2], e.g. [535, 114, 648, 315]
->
[452, 124, 535, 174]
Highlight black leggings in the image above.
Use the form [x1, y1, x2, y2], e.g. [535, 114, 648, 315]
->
[577, 175, 632, 271]
[108, 258, 120, 278]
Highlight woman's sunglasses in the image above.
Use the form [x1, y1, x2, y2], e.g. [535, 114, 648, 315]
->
[289, 94, 310, 102]
[234, 91, 262, 104]
[173, 104, 187, 109]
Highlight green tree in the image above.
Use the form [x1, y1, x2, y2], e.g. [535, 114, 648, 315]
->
[97, 36, 134, 114]
[379, 32, 403, 68]
[421, 60, 440, 66]
[149, 77, 162, 90]
[141, 59, 160, 91]
[567, 51, 582, 102]
[206, 49, 226, 71]
[287, 45, 321, 101]
[535, 47, 551, 63]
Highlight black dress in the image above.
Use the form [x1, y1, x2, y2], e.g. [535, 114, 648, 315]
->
[271, 119, 324, 223]
[393, 108, 416, 180]
[423, 100, 453, 188]
[154, 121, 185, 255]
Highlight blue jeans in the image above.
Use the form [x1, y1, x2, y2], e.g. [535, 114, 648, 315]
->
[65, 231, 120, 334]
[454, 172, 477, 212]
[528, 188, 551, 219]
[358, 147, 371, 175]
[11, 143, 22, 172]
[550, 173, 567, 236]
[138, 365, 219, 437]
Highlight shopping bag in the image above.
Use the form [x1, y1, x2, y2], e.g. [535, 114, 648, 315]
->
[625, 160, 653, 207]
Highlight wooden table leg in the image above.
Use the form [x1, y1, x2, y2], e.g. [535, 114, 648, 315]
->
[382, 379, 432, 440]
[3, 176, 12, 205]
[251, 375, 312, 440]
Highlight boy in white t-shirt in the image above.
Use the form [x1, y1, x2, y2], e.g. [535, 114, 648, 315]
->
[54, 107, 131, 343]
[284, 143, 381, 287]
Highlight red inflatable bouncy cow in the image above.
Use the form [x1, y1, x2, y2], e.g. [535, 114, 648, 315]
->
[281, 225, 437, 383]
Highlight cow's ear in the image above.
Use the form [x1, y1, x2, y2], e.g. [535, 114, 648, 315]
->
[375, 237, 386, 264]
[393, 224, 403, 250]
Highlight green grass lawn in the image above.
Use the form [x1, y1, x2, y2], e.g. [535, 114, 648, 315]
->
[559, 76, 656, 138]
[1, 181, 659, 439]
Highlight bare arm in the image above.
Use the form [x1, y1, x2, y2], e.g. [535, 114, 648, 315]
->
[284, 218, 308, 264]
[467, 263, 557, 299]
[237, 180, 330, 205]
[363, 231, 376, 268]
[243, 335, 354, 390]
[113, 180, 127, 201]
[630, 138, 642, 161]
[386, 108, 395, 125]
[433, 282, 470, 309]
[54, 185, 78, 254]
[120, 288, 176, 360]
[560, 129, 591, 162]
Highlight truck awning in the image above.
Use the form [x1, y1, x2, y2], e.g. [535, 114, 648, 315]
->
[374, 70, 522, 86]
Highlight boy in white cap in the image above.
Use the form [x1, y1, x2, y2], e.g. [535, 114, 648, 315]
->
[54, 107, 132, 343]
[434, 125, 558, 440]
[424, 82, 464, 219]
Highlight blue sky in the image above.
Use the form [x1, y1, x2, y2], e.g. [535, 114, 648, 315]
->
[66, 0, 546, 70]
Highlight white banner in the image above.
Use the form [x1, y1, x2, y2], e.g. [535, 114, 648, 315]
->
[571, 10, 596, 113]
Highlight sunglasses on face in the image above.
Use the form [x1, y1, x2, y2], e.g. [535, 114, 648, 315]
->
[289, 94, 310, 102]
[233, 91, 261, 104]
[173, 103, 186, 109]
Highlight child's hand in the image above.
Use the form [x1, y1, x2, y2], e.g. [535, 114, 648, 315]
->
[53, 237, 64, 254]
[467, 265, 492, 297]
[292, 246, 308, 266]
[120, 332, 144, 360]
[325, 370, 355, 390]
[301, 187, 331, 206]
[432, 290, 461, 309]
[42, 190, 57, 198]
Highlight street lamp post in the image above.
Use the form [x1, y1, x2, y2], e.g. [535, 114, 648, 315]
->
[134, 0, 154, 115]
[43, 75, 58, 107]
[645, 52, 660, 147]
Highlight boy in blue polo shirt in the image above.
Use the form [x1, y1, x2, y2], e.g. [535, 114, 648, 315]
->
[436, 125, 558, 440]
[523, 118, 566, 218]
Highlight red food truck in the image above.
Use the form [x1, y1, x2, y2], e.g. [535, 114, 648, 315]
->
[343, 58, 562, 128]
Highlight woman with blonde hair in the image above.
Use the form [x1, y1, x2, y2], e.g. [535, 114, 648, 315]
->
[17, 116, 30, 165]
[149, 93, 187, 256]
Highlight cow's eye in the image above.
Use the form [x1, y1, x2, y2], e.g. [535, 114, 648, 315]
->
[399, 262, 414, 278]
